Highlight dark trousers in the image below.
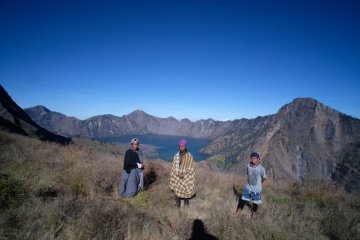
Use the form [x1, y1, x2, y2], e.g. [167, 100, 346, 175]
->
[175, 196, 189, 208]
[237, 198, 258, 212]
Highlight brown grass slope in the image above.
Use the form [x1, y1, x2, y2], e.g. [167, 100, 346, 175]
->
[0, 130, 359, 240]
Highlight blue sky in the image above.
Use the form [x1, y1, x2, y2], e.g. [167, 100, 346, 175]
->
[1, 0, 359, 121]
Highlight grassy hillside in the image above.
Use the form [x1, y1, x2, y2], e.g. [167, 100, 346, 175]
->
[0, 131, 359, 239]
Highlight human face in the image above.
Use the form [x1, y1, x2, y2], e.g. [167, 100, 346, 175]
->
[179, 146, 186, 153]
[251, 157, 260, 165]
[131, 142, 139, 151]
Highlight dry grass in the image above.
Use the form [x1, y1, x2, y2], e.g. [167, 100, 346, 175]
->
[1, 130, 359, 240]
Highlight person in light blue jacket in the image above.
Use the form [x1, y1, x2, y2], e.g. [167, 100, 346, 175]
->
[236, 152, 266, 218]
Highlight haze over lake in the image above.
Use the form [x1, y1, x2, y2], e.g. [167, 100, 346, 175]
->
[97, 135, 211, 161]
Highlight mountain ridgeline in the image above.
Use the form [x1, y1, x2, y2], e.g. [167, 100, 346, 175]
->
[202, 99, 360, 193]
[24, 106, 235, 139]
[0, 85, 70, 144]
[24, 98, 360, 192]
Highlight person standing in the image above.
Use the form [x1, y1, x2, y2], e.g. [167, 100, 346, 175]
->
[236, 152, 266, 218]
[169, 139, 196, 208]
[120, 138, 144, 197]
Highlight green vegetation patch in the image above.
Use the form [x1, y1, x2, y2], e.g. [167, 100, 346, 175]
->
[127, 191, 150, 208]
[0, 173, 27, 209]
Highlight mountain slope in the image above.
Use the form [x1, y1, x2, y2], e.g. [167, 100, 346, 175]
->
[26, 105, 84, 137]
[25, 97, 360, 192]
[0, 85, 70, 144]
[203, 98, 360, 192]
[1, 130, 359, 239]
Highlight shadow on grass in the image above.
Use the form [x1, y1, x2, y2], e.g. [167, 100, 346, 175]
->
[188, 219, 218, 240]
[144, 167, 157, 190]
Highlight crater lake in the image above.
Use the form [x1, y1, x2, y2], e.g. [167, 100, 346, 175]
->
[97, 134, 211, 161]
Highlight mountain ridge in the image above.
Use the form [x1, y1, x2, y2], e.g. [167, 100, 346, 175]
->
[25, 105, 232, 138]
[202, 97, 360, 192]
[0, 85, 70, 144]
[24, 96, 360, 193]
[26, 97, 359, 137]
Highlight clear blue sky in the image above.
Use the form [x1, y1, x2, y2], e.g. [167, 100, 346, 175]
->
[1, 0, 359, 121]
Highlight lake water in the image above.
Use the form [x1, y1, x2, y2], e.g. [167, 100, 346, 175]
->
[97, 135, 211, 161]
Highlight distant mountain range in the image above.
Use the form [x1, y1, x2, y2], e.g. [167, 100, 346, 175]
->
[0, 85, 70, 144]
[1, 84, 359, 192]
[25, 106, 231, 139]
[24, 96, 360, 192]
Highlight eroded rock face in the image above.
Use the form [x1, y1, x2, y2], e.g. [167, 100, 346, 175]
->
[203, 98, 360, 193]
